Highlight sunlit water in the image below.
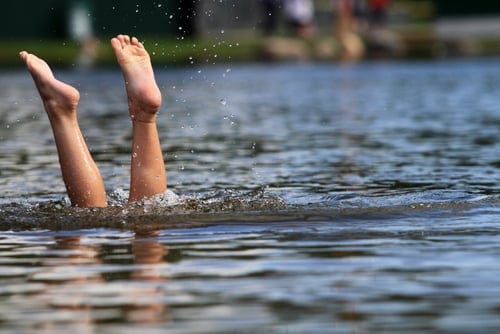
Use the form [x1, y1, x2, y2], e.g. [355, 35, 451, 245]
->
[1, 59, 500, 332]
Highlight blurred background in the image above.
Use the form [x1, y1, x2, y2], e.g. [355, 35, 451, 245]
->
[2, 0, 500, 66]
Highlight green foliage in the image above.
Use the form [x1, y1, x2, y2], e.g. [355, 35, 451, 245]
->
[6, 37, 264, 68]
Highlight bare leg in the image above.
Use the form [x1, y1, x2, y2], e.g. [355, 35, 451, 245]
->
[110, 35, 167, 203]
[20, 51, 107, 207]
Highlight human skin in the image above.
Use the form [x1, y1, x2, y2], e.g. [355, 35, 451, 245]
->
[19, 51, 107, 207]
[110, 35, 167, 203]
[20, 34, 167, 207]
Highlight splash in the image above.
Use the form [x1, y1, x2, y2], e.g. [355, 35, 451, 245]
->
[1, 187, 498, 232]
[0, 188, 288, 231]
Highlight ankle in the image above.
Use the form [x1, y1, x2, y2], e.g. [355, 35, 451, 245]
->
[129, 105, 159, 123]
[44, 103, 78, 121]
[132, 118, 156, 124]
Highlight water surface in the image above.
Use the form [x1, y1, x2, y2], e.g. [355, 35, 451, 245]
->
[1, 59, 500, 332]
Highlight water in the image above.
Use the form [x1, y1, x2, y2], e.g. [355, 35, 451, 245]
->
[1, 59, 500, 332]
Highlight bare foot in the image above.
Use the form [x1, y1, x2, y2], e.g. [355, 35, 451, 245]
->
[110, 35, 162, 123]
[19, 51, 80, 120]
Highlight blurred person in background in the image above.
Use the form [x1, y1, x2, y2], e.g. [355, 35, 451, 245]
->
[335, 0, 365, 61]
[284, 0, 315, 37]
[368, 0, 389, 27]
[68, 1, 99, 68]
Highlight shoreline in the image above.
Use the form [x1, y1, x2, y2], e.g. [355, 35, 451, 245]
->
[4, 29, 500, 68]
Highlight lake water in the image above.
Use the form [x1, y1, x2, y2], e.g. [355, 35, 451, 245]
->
[1, 59, 500, 332]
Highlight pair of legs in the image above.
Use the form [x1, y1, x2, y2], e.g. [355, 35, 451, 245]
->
[20, 35, 167, 207]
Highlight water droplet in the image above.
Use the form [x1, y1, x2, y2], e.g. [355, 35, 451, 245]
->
[220, 99, 227, 106]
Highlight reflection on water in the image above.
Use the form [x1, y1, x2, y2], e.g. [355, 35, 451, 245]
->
[1, 59, 500, 331]
[3, 213, 500, 333]
[0, 230, 171, 331]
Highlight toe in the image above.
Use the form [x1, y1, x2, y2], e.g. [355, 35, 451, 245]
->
[123, 35, 131, 46]
[110, 37, 122, 51]
[131, 37, 143, 48]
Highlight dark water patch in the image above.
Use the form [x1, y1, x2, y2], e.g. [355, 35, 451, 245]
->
[490, 160, 500, 169]
[473, 135, 497, 146]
